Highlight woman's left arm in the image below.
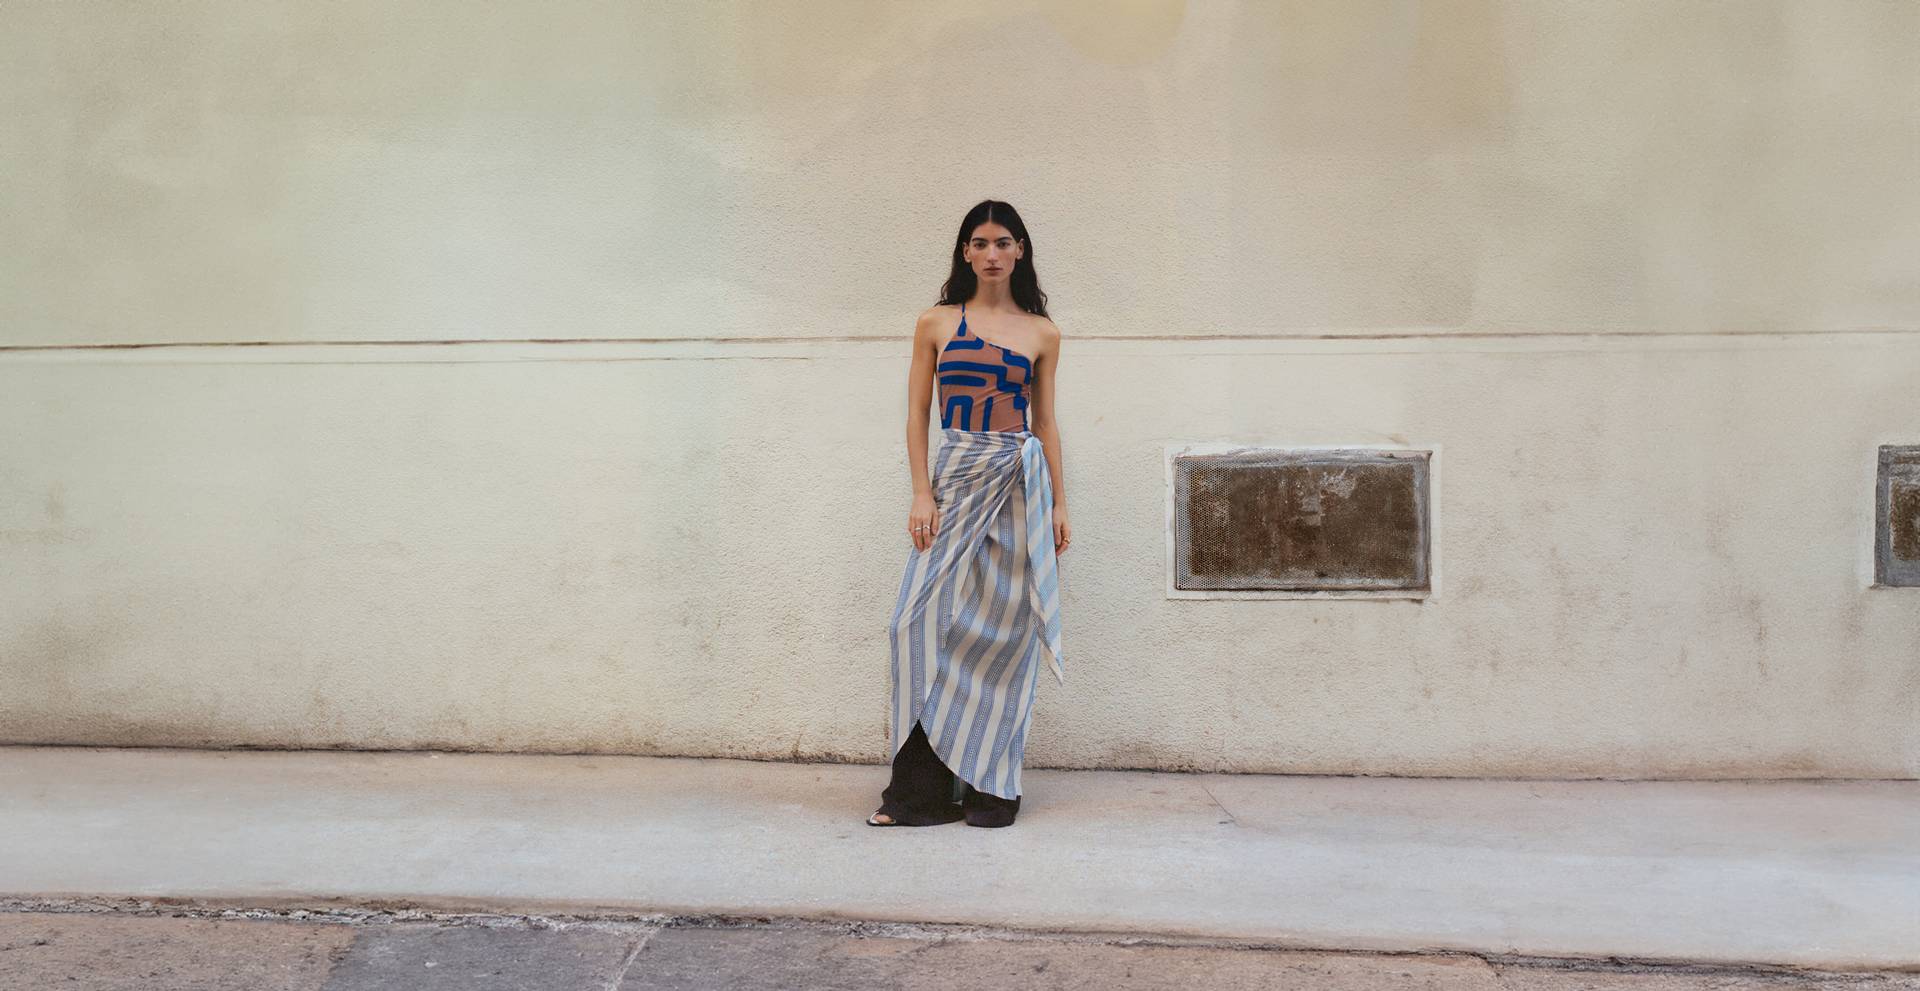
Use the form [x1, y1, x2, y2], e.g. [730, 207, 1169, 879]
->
[1029, 320, 1069, 554]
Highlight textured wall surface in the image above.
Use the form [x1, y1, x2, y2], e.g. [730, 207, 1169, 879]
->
[3, 0, 1916, 776]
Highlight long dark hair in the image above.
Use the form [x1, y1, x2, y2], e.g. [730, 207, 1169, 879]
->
[937, 200, 1050, 319]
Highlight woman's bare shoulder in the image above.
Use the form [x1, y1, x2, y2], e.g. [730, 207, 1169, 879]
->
[919, 303, 959, 323]
[914, 305, 957, 345]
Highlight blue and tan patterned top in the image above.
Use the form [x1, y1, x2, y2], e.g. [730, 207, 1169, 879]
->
[938, 303, 1032, 433]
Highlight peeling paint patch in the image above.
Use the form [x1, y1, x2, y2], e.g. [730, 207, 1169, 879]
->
[1876, 445, 1920, 587]
[1174, 448, 1430, 591]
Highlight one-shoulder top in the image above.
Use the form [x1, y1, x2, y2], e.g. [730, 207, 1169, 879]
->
[938, 302, 1032, 433]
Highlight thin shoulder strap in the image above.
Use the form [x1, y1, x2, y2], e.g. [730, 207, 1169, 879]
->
[958, 301, 967, 334]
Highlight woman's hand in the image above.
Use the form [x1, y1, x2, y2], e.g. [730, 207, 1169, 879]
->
[1053, 505, 1071, 556]
[908, 492, 940, 551]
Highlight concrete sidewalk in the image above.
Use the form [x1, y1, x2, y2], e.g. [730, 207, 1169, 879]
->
[2, 746, 1914, 971]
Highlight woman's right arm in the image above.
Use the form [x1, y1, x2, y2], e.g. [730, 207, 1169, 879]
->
[905, 309, 941, 549]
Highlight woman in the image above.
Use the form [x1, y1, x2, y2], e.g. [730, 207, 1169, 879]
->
[868, 200, 1070, 830]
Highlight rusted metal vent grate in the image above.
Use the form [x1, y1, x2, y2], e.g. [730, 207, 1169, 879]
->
[1173, 448, 1430, 592]
[1877, 445, 1920, 587]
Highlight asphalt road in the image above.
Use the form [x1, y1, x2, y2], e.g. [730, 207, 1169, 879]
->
[2, 905, 1913, 991]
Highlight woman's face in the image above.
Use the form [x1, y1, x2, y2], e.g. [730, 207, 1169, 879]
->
[963, 222, 1023, 281]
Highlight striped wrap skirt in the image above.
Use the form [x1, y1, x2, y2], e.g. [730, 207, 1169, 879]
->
[888, 426, 1065, 800]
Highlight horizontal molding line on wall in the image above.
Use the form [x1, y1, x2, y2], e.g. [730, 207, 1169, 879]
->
[2, 327, 1918, 365]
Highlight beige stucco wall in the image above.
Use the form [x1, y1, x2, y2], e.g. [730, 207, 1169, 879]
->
[3, 1, 1916, 777]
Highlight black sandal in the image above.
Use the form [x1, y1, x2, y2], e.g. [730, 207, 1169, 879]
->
[960, 783, 1021, 828]
[866, 800, 965, 827]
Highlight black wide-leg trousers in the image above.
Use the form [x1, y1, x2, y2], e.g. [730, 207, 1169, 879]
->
[881, 719, 962, 813]
[880, 719, 1019, 821]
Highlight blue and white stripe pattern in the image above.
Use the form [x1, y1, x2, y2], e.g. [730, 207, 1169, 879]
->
[888, 426, 1065, 800]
